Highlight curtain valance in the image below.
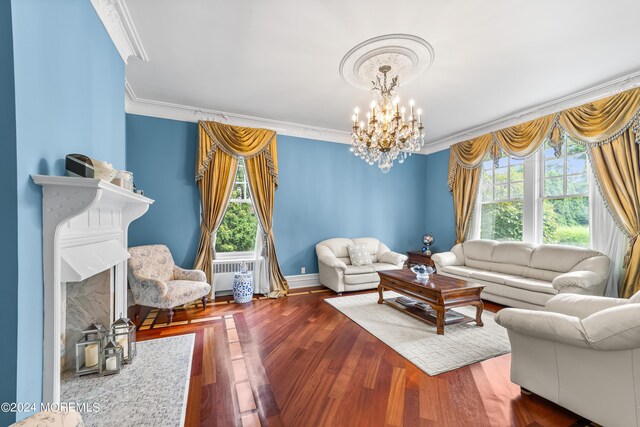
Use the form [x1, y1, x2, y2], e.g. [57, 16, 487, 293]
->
[448, 87, 640, 190]
[197, 121, 278, 184]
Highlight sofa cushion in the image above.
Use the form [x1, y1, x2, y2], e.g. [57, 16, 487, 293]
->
[371, 262, 398, 272]
[523, 267, 563, 282]
[470, 270, 517, 285]
[351, 237, 380, 262]
[482, 281, 555, 306]
[344, 272, 379, 285]
[505, 277, 558, 295]
[492, 242, 535, 266]
[347, 244, 373, 266]
[488, 262, 527, 276]
[462, 240, 498, 262]
[128, 245, 176, 282]
[530, 245, 602, 273]
[440, 265, 481, 278]
[318, 238, 353, 258]
[149, 280, 211, 309]
[465, 259, 496, 271]
[345, 265, 375, 275]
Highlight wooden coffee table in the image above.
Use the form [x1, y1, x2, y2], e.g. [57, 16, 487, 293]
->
[377, 269, 485, 335]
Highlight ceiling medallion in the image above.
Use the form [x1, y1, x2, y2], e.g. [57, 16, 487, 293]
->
[340, 34, 433, 173]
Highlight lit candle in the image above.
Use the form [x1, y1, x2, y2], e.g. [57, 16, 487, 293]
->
[354, 107, 359, 123]
[105, 355, 117, 371]
[401, 106, 406, 123]
[370, 100, 376, 118]
[410, 99, 415, 117]
[417, 108, 423, 126]
[84, 343, 99, 367]
[116, 335, 129, 358]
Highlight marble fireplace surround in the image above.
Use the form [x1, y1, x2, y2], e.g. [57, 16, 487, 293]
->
[62, 269, 112, 373]
[33, 175, 154, 403]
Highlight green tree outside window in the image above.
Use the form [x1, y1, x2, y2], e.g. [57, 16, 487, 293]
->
[214, 159, 259, 253]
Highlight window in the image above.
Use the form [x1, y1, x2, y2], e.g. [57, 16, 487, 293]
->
[476, 136, 590, 247]
[213, 159, 259, 255]
[541, 137, 590, 247]
[479, 156, 524, 241]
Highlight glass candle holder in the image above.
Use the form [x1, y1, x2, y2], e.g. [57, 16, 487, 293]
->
[100, 339, 123, 376]
[75, 323, 108, 376]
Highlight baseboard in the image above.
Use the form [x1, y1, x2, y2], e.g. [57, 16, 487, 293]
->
[285, 273, 320, 289]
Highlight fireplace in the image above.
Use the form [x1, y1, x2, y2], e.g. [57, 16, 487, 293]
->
[61, 268, 113, 372]
[33, 175, 154, 403]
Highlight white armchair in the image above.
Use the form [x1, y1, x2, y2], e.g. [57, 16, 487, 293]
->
[128, 245, 211, 324]
[495, 291, 640, 427]
[316, 237, 407, 294]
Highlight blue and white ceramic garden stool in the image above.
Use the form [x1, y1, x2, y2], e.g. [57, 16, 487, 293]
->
[233, 271, 254, 303]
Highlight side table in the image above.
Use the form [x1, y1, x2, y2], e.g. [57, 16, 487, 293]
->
[406, 251, 435, 269]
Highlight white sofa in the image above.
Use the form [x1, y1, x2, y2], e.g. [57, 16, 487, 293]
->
[495, 292, 640, 427]
[432, 240, 610, 309]
[316, 237, 407, 294]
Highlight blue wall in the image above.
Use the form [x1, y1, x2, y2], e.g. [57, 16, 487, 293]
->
[274, 135, 428, 275]
[126, 115, 200, 266]
[424, 148, 456, 252]
[126, 114, 429, 276]
[0, 1, 19, 424]
[10, 0, 125, 419]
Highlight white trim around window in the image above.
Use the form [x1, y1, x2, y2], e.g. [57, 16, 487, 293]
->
[475, 139, 591, 246]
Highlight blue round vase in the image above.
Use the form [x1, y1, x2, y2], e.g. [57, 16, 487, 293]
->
[233, 272, 254, 303]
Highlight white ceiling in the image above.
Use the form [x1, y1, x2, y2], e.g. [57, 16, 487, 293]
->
[124, 0, 640, 148]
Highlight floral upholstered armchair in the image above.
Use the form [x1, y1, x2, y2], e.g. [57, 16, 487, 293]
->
[128, 245, 211, 324]
[10, 410, 83, 426]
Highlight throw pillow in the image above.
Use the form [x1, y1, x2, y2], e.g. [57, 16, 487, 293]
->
[348, 244, 373, 266]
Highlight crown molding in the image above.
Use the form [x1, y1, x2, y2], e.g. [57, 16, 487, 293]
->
[125, 93, 352, 145]
[124, 69, 640, 154]
[91, 0, 148, 64]
[422, 69, 640, 154]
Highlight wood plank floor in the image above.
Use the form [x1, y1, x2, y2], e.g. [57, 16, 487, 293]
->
[134, 288, 589, 427]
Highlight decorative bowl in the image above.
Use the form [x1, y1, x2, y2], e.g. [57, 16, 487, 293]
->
[410, 264, 435, 280]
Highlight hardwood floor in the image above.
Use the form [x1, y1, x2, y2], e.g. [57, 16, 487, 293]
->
[134, 288, 588, 427]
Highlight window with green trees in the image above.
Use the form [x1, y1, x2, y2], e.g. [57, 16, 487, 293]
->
[477, 137, 590, 247]
[214, 159, 259, 254]
[542, 138, 589, 247]
[479, 156, 524, 241]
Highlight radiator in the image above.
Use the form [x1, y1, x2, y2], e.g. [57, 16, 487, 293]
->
[212, 259, 255, 293]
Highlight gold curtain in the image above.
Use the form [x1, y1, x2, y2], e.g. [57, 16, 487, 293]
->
[193, 127, 238, 287]
[558, 90, 640, 298]
[246, 145, 288, 297]
[447, 87, 640, 295]
[195, 121, 289, 297]
[588, 131, 640, 297]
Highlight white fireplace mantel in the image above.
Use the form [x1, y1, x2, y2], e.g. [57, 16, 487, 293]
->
[33, 175, 154, 403]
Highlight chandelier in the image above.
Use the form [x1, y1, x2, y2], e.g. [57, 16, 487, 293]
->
[350, 65, 425, 173]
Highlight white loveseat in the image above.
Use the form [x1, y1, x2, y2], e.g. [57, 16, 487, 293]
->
[495, 292, 640, 427]
[432, 240, 610, 309]
[316, 237, 407, 294]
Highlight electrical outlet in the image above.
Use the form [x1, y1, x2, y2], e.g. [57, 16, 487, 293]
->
[301, 267, 306, 274]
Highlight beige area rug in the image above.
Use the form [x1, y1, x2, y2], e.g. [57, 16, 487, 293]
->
[325, 291, 511, 375]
